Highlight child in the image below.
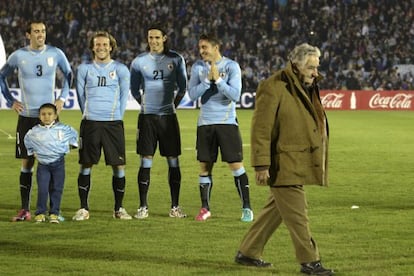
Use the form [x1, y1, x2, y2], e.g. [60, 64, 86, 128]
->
[24, 103, 78, 223]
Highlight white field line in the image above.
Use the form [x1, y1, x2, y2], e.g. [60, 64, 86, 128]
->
[0, 128, 13, 139]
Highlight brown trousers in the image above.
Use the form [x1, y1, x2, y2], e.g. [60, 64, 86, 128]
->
[238, 185, 320, 264]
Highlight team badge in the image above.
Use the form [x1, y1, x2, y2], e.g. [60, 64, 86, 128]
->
[168, 63, 174, 71]
[47, 57, 54, 66]
[109, 70, 117, 79]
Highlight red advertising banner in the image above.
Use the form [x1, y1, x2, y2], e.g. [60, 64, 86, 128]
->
[320, 90, 414, 110]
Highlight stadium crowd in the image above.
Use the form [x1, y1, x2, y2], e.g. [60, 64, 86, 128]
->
[0, 0, 413, 91]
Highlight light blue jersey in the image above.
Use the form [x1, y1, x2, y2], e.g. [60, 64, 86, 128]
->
[0, 45, 72, 117]
[130, 50, 187, 115]
[76, 60, 130, 121]
[24, 122, 78, 165]
[188, 57, 242, 126]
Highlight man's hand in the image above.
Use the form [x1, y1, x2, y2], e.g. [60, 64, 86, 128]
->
[55, 99, 65, 113]
[208, 62, 219, 82]
[12, 101, 24, 113]
[255, 170, 270, 186]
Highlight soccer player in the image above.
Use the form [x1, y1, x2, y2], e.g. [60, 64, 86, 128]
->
[130, 22, 187, 219]
[0, 21, 72, 222]
[188, 33, 253, 222]
[24, 103, 78, 223]
[72, 31, 131, 221]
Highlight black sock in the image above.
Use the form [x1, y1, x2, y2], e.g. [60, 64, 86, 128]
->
[20, 172, 32, 210]
[77, 174, 90, 210]
[168, 167, 181, 208]
[113, 176, 125, 211]
[138, 167, 150, 208]
[234, 173, 251, 209]
[199, 176, 212, 210]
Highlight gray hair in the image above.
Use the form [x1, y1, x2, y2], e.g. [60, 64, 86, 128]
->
[288, 43, 321, 68]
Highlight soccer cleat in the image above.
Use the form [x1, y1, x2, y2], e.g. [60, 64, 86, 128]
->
[57, 214, 65, 222]
[72, 208, 90, 221]
[300, 261, 334, 275]
[169, 206, 187, 218]
[34, 214, 46, 223]
[235, 251, 272, 267]
[195, 208, 211, 221]
[113, 207, 132, 220]
[241, 208, 254, 222]
[134, 207, 149, 219]
[12, 209, 31, 222]
[49, 214, 59, 224]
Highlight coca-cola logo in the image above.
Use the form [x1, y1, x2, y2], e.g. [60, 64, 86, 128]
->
[369, 93, 413, 109]
[321, 93, 344, 109]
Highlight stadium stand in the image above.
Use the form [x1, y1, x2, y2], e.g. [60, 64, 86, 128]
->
[0, 0, 413, 91]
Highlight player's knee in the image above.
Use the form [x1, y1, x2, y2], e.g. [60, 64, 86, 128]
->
[112, 167, 125, 178]
[20, 167, 34, 173]
[79, 167, 91, 175]
[231, 166, 246, 177]
[141, 157, 153, 168]
[167, 157, 179, 168]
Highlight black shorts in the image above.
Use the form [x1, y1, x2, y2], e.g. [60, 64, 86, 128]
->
[16, 115, 40, 159]
[136, 114, 181, 157]
[196, 124, 243, 163]
[79, 120, 126, 166]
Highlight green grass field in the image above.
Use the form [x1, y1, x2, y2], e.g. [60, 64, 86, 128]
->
[0, 109, 413, 275]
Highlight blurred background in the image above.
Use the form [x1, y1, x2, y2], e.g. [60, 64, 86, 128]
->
[0, 0, 413, 91]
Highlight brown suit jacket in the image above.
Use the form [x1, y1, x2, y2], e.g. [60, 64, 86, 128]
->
[251, 63, 329, 186]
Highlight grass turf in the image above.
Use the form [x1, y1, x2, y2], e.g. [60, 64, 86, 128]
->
[0, 109, 413, 275]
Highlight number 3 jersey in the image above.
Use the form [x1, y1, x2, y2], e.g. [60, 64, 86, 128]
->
[130, 50, 187, 115]
[0, 45, 72, 117]
[76, 60, 130, 121]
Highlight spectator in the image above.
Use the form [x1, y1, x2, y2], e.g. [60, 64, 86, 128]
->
[0, 1, 413, 90]
[344, 70, 362, 90]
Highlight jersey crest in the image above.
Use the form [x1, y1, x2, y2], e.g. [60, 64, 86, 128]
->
[109, 70, 117, 79]
[47, 57, 54, 67]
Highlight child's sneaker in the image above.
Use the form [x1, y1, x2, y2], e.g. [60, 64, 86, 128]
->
[49, 214, 59, 224]
[34, 214, 46, 223]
